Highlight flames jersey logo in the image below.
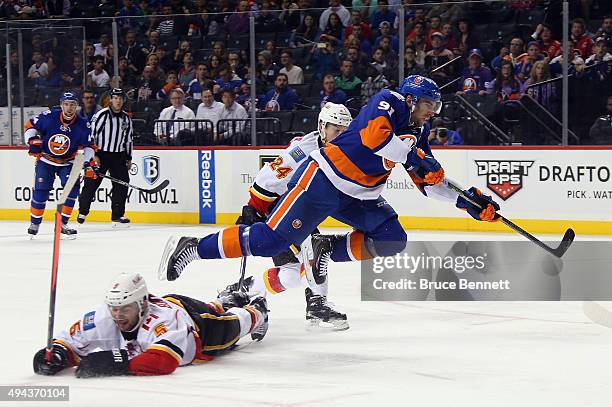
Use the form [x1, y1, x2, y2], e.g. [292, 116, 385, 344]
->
[48, 134, 71, 155]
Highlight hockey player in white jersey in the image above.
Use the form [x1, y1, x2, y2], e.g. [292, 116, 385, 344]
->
[33, 272, 268, 377]
[224, 102, 352, 330]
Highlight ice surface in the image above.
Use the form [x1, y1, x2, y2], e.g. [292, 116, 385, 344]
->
[1, 220, 611, 407]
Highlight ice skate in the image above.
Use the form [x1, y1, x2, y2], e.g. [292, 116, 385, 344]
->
[61, 224, 77, 240]
[76, 214, 86, 224]
[158, 236, 201, 281]
[218, 276, 255, 298]
[27, 223, 40, 238]
[112, 217, 130, 228]
[305, 288, 349, 331]
[304, 234, 342, 286]
[249, 296, 269, 341]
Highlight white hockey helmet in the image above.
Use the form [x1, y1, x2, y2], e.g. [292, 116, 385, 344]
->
[105, 272, 149, 331]
[318, 102, 352, 143]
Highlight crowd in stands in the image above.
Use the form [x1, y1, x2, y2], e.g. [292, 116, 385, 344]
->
[1, 0, 611, 145]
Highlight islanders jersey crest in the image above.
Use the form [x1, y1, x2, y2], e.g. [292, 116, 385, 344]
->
[48, 134, 71, 156]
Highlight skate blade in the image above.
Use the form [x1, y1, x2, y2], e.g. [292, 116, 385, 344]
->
[60, 233, 77, 240]
[300, 236, 317, 286]
[305, 319, 349, 332]
[28, 234, 37, 240]
[112, 222, 131, 229]
[158, 235, 179, 281]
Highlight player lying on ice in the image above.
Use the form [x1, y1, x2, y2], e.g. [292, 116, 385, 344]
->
[158, 75, 501, 295]
[24, 92, 102, 238]
[208, 102, 353, 331]
[33, 272, 268, 377]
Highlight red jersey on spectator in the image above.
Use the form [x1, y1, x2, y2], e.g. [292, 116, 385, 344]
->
[540, 39, 562, 59]
[573, 34, 594, 58]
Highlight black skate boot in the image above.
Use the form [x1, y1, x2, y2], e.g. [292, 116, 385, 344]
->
[112, 217, 130, 228]
[76, 214, 86, 224]
[217, 290, 250, 310]
[27, 223, 40, 237]
[218, 276, 255, 298]
[305, 288, 349, 331]
[158, 236, 201, 281]
[61, 224, 78, 239]
[249, 296, 269, 341]
[305, 234, 342, 285]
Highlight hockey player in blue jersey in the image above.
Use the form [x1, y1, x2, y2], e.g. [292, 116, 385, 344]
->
[159, 75, 501, 283]
[25, 91, 98, 237]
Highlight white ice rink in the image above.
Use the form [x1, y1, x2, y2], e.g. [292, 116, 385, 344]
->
[2, 220, 611, 407]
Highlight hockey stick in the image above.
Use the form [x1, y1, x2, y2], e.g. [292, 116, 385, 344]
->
[46, 152, 85, 361]
[99, 174, 169, 194]
[446, 180, 575, 258]
[237, 256, 247, 292]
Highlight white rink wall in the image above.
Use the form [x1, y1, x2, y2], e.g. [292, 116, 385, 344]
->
[0, 146, 610, 234]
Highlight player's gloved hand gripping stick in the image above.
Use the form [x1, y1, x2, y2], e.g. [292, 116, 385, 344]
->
[447, 180, 575, 258]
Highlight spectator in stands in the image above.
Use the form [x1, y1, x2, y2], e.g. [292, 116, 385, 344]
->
[212, 41, 228, 62]
[116, 0, 144, 30]
[548, 43, 585, 77]
[87, 55, 110, 88]
[290, 13, 319, 52]
[585, 37, 612, 82]
[571, 18, 594, 58]
[375, 21, 399, 53]
[256, 1, 282, 32]
[428, 118, 463, 145]
[156, 4, 177, 37]
[228, 52, 247, 80]
[117, 57, 138, 89]
[346, 45, 369, 80]
[28, 50, 48, 85]
[319, 0, 350, 31]
[361, 64, 389, 104]
[425, 15, 443, 49]
[320, 12, 344, 47]
[258, 73, 298, 111]
[455, 18, 479, 56]
[345, 27, 372, 55]
[516, 41, 544, 81]
[265, 40, 281, 65]
[371, 0, 396, 35]
[227, 0, 250, 37]
[427, 0, 466, 24]
[312, 41, 339, 80]
[98, 0, 117, 17]
[208, 54, 222, 79]
[378, 35, 398, 66]
[77, 90, 101, 123]
[594, 16, 612, 49]
[172, 41, 191, 70]
[440, 21, 456, 51]
[256, 50, 280, 91]
[84, 42, 96, 72]
[47, 0, 71, 17]
[279, 51, 304, 85]
[155, 88, 195, 145]
[486, 60, 523, 102]
[196, 89, 224, 141]
[345, 9, 372, 41]
[216, 64, 243, 94]
[533, 23, 562, 60]
[425, 32, 455, 84]
[142, 52, 160, 78]
[136, 65, 162, 101]
[120, 30, 146, 73]
[506, 37, 526, 67]
[404, 45, 425, 76]
[157, 70, 181, 100]
[335, 59, 363, 98]
[297, 0, 318, 25]
[320, 73, 347, 107]
[589, 96, 612, 144]
[178, 51, 195, 88]
[279, 0, 300, 31]
[218, 89, 249, 140]
[143, 30, 161, 55]
[186, 64, 212, 100]
[370, 47, 390, 76]
[62, 54, 84, 88]
[94, 33, 111, 57]
[38, 56, 61, 88]
[236, 82, 255, 110]
[0, 0, 16, 19]
[155, 45, 175, 75]
[524, 60, 557, 113]
[457, 49, 492, 96]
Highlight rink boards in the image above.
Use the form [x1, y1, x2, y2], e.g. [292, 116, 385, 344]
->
[0, 146, 610, 234]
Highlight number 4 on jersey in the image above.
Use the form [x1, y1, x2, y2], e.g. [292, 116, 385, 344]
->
[269, 156, 292, 179]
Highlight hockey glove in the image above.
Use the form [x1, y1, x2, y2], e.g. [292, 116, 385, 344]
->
[76, 349, 130, 378]
[83, 159, 101, 180]
[217, 291, 250, 310]
[456, 187, 501, 222]
[33, 345, 69, 376]
[236, 205, 266, 226]
[27, 136, 43, 158]
[405, 148, 445, 185]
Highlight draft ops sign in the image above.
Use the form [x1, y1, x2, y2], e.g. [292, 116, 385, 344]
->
[475, 160, 534, 200]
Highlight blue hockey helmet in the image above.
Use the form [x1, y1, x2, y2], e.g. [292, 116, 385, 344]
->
[59, 91, 78, 104]
[398, 75, 442, 114]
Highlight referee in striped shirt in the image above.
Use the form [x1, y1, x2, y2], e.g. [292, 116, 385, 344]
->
[78, 88, 133, 226]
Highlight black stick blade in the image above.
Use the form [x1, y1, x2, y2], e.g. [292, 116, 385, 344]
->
[145, 179, 170, 194]
[551, 228, 575, 258]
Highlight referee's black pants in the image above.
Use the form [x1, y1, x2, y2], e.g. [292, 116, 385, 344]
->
[78, 151, 129, 220]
